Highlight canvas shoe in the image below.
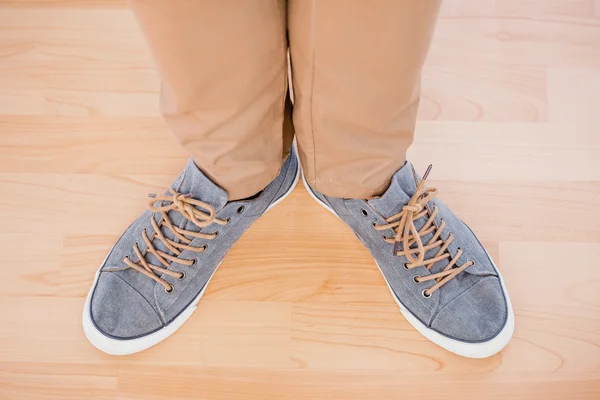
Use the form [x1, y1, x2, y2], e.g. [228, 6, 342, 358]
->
[83, 149, 299, 355]
[303, 162, 514, 358]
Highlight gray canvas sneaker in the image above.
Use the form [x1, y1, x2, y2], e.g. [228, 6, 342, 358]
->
[303, 162, 514, 358]
[83, 149, 299, 355]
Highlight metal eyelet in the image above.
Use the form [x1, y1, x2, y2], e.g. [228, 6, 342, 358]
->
[177, 272, 185, 280]
[200, 244, 208, 251]
[213, 231, 219, 238]
[165, 285, 174, 293]
[372, 222, 377, 228]
[189, 258, 197, 266]
[224, 218, 231, 224]
[361, 209, 368, 217]
[422, 289, 431, 298]
[468, 259, 475, 266]
[413, 276, 421, 284]
[403, 262, 410, 270]
[237, 205, 245, 214]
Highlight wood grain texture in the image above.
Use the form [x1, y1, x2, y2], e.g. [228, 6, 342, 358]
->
[0, 0, 599, 399]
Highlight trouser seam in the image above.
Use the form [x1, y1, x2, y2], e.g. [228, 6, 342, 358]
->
[308, 0, 318, 186]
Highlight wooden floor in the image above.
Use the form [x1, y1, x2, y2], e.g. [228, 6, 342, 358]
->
[1, 1, 600, 399]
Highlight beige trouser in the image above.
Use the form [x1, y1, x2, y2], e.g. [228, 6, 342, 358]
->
[130, 0, 441, 200]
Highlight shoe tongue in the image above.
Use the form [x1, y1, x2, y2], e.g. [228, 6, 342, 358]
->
[171, 159, 228, 211]
[367, 161, 418, 217]
[368, 162, 449, 275]
[138, 159, 228, 268]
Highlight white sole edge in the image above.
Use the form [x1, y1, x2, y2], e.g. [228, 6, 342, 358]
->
[82, 156, 301, 356]
[301, 172, 514, 358]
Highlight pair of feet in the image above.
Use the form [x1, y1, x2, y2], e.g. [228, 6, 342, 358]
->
[83, 148, 514, 358]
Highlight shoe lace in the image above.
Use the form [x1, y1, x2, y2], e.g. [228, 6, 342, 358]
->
[373, 165, 473, 296]
[123, 188, 229, 292]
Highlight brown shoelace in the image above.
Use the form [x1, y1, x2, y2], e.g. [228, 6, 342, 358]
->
[123, 188, 228, 292]
[373, 166, 473, 297]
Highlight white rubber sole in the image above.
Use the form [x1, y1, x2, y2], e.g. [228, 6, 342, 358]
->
[301, 173, 514, 358]
[83, 157, 301, 356]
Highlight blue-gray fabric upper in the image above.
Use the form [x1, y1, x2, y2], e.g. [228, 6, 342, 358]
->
[309, 162, 508, 342]
[90, 149, 299, 339]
